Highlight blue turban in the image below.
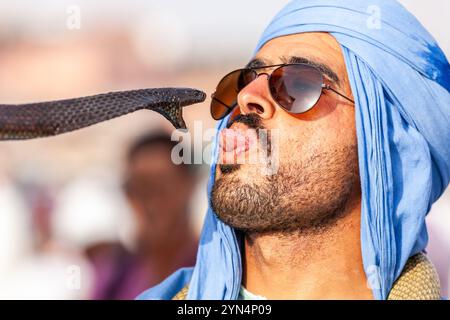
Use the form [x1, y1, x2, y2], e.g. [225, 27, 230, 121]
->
[138, 0, 450, 300]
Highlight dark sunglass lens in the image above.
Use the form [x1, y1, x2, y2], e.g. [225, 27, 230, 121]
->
[270, 64, 323, 114]
[237, 69, 256, 91]
[211, 69, 256, 120]
[211, 97, 233, 120]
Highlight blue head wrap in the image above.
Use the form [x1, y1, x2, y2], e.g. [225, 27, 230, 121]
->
[138, 0, 450, 300]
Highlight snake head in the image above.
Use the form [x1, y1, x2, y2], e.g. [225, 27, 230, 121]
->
[148, 88, 207, 130]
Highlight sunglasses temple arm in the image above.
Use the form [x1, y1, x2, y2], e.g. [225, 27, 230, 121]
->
[212, 96, 239, 113]
[211, 95, 237, 119]
[323, 84, 355, 104]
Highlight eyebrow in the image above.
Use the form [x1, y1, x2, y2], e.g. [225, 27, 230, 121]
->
[245, 55, 340, 84]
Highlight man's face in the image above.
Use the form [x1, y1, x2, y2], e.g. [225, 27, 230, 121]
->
[211, 32, 360, 234]
[125, 144, 193, 243]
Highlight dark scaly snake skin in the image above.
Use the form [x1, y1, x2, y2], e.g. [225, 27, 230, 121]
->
[0, 87, 206, 140]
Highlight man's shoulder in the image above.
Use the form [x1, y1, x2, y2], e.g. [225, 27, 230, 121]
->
[172, 285, 190, 300]
[171, 253, 441, 300]
[136, 267, 193, 300]
[387, 252, 441, 300]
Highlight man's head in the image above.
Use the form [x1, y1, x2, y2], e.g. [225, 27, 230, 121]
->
[124, 133, 195, 246]
[142, 1, 450, 301]
[211, 32, 360, 234]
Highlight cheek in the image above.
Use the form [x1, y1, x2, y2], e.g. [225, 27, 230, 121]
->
[275, 104, 356, 162]
[333, 105, 357, 147]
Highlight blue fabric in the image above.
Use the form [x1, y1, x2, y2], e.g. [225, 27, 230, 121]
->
[136, 267, 193, 300]
[137, 0, 450, 300]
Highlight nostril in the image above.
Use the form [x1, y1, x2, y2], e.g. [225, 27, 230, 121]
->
[247, 103, 265, 114]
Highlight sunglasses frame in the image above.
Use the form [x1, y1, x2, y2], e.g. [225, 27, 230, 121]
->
[211, 63, 354, 120]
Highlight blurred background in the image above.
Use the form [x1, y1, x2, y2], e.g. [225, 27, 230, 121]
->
[0, 0, 448, 299]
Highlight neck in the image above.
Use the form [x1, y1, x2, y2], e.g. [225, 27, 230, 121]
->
[139, 216, 196, 281]
[242, 196, 373, 300]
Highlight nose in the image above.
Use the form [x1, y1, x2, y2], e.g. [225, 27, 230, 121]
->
[236, 74, 276, 120]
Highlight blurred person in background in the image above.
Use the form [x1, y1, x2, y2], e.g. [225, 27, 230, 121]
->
[86, 132, 198, 300]
[0, 177, 93, 299]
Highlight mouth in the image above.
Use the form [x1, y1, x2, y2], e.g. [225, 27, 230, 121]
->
[219, 123, 258, 165]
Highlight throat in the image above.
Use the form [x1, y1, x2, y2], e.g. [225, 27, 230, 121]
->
[242, 207, 373, 300]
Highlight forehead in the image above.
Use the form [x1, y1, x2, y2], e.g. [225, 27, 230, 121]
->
[255, 32, 347, 77]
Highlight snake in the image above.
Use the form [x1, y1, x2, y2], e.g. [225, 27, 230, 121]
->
[0, 87, 206, 140]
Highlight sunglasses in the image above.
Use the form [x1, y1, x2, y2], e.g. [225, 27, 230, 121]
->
[211, 63, 354, 120]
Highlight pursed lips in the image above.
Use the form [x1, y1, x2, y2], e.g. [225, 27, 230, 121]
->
[218, 124, 258, 164]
